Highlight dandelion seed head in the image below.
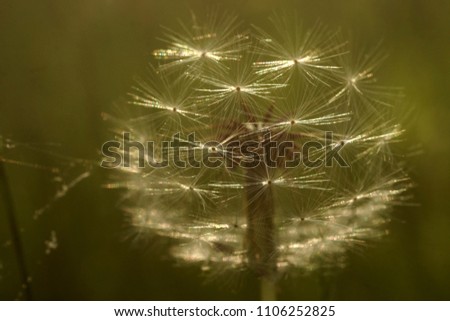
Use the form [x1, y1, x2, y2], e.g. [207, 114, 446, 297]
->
[104, 12, 414, 282]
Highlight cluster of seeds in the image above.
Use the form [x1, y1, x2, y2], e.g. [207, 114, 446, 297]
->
[104, 12, 412, 285]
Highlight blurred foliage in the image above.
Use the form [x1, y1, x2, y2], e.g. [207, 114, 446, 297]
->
[0, 0, 449, 300]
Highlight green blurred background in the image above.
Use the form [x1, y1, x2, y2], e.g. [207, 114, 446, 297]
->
[1, 0, 449, 300]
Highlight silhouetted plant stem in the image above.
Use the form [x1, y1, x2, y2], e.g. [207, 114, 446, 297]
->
[0, 163, 32, 300]
[245, 163, 278, 300]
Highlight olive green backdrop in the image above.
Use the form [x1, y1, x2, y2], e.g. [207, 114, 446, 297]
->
[0, 0, 449, 300]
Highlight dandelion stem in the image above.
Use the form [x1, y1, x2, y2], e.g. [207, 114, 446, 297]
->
[245, 164, 278, 300]
[260, 277, 277, 301]
[0, 163, 32, 300]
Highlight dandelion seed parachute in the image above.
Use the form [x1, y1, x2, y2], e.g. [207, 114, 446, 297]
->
[194, 56, 287, 121]
[127, 65, 207, 135]
[153, 11, 249, 74]
[252, 15, 346, 84]
[328, 41, 403, 112]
